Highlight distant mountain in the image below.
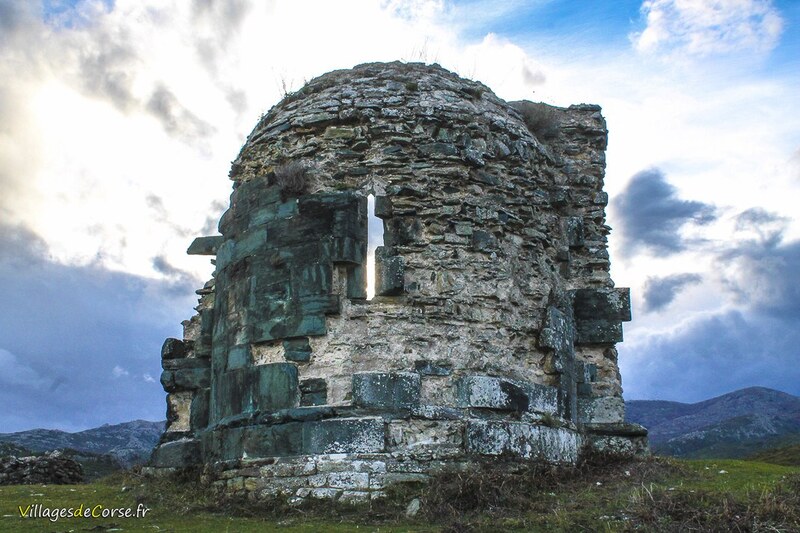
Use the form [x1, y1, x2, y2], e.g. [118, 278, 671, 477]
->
[626, 387, 800, 459]
[0, 419, 164, 468]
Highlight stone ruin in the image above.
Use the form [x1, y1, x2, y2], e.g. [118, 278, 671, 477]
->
[147, 61, 648, 502]
[0, 451, 83, 485]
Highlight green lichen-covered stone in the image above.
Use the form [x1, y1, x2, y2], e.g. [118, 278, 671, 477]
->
[242, 422, 303, 458]
[283, 337, 312, 362]
[226, 344, 251, 370]
[191, 388, 210, 431]
[162, 367, 210, 392]
[216, 363, 299, 419]
[300, 378, 327, 406]
[572, 288, 631, 321]
[352, 372, 421, 409]
[187, 235, 223, 255]
[575, 319, 623, 344]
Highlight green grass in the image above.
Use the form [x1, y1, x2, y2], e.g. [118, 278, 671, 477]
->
[1, 458, 798, 532]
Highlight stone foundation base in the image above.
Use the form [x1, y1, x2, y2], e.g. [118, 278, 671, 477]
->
[147, 411, 648, 503]
[146, 421, 648, 504]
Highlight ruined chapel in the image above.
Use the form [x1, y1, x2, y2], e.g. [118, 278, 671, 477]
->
[147, 61, 647, 502]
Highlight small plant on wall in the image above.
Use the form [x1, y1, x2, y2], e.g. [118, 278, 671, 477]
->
[273, 161, 308, 195]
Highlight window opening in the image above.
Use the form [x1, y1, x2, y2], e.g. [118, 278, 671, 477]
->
[366, 193, 383, 300]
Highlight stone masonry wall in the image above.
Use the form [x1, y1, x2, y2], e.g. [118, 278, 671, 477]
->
[148, 62, 647, 502]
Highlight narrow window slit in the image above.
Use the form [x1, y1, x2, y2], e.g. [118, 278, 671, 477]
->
[366, 194, 383, 300]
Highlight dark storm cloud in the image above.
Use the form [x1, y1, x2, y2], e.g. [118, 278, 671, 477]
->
[620, 310, 800, 402]
[624, 209, 800, 401]
[642, 273, 702, 312]
[146, 84, 216, 143]
[734, 207, 789, 245]
[720, 237, 800, 319]
[0, 222, 199, 432]
[151, 255, 197, 295]
[613, 168, 716, 257]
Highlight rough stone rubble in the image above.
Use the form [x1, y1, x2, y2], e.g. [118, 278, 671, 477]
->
[147, 61, 648, 502]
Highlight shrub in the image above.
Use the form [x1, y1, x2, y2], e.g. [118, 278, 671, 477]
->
[273, 161, 308, 195]
[511, 101, 561, 140]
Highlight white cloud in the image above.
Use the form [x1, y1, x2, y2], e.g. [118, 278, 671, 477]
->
[143, 373, 156, 383]
[631, 0, 784, 56]
[112, 365, 129, 378]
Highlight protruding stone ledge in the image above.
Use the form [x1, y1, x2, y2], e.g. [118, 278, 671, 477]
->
[187, 235, 223, 255]
[572, 288, 631, 345]
[161, 338, 187, 359]
[583, 423, 649, 458]
[572, 288, 631, 321]
[160, 366, 210, 392]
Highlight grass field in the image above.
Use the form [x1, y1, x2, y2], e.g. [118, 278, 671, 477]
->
[1, 456, 798, 532]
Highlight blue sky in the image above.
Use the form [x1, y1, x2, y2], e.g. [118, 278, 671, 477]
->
[0, 0, 798, 432]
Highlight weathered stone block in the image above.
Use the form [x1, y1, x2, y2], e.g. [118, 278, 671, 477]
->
[162, 367, 210, 392]
[216, 363, 299, 418]
[190, 388, 210, 431]
[161, 338, 186, 360]
[374, 196, 392, 218]
[577, 396, 625, 424]
[352, 372, 421, 409]
[326, 471, 370, 489]
[227, 344, 251, 370]
[187, 236, 223, 255]
[242, 422, 303, 458]
[149, 438, 201, 468]
[457, 375, 557, 414]
[563, 217, 584, 248]
[575, 319, 623, 344]
[418, 142, 458, 157]
[303, 417, 385, 454]
[283, 337, 312, 362]
[465, 420, 579, 464]
[383, 217, 418, 247]
[375, 247, 404, 296]
[572, 288, 631, 321]
[471, 230, 497, 252]
[162, 357, 209, 371]
[300, 378, 327, 406]
[458, 375, 526, 411]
